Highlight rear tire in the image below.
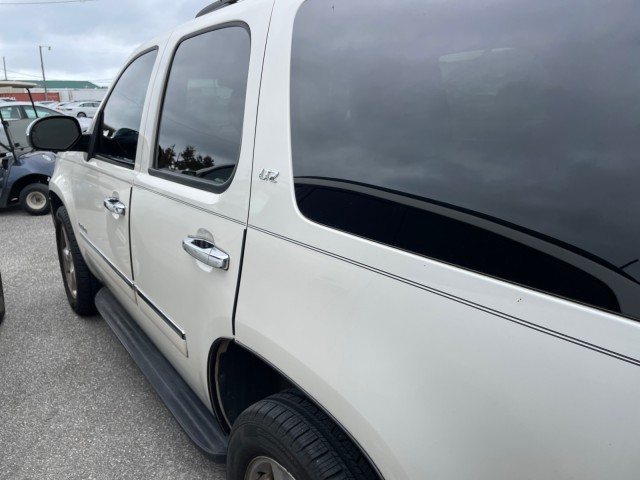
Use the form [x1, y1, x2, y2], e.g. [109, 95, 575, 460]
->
[19, 183, 50, 215]
[55, 206, 99, 315]
[227, 389, 378, 480]
[77, 112, 87, 118]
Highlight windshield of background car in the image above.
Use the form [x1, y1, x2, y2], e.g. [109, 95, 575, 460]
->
[291, 0, 640, 320]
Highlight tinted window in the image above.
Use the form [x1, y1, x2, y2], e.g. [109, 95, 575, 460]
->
[95, 49, 157, 164]
[154, 26, 250, 188]
[24, 106, 59, 118]
[292, 0, 640, 319]
[0, 106, 20, 120]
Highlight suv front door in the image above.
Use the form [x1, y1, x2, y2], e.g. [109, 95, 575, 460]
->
[69, 49, 158, 302]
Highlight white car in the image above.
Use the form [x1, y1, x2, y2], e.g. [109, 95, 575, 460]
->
[61, 100, 101, 118]
[27, 1, 640, 479]
[0, 101, 61, 120]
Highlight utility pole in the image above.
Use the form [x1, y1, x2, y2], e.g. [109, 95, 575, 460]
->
[2, 56, 6, 80]
[39, 45, 51, 101]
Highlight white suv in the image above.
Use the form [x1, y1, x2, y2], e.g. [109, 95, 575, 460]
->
[27, 0, 640, 479]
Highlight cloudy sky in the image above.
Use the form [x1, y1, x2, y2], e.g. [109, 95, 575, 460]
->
[0, 0, 210, 86]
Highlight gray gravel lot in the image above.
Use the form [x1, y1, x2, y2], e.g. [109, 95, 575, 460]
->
[0, 208, 226, 479]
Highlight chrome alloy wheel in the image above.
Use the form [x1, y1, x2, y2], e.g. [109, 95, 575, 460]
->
[244, 456, 296, 480]
[60, 227, 77, 299]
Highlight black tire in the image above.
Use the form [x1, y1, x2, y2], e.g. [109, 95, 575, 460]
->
[227, 389, 378, 480]
[19, 183, 50, 215]
[77, 112, 86, 118]
[55, 206, 99, 315]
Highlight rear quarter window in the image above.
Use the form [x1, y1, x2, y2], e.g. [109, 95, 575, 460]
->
[291, 0, 640, 320]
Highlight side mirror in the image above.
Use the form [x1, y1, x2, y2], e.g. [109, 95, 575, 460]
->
[27, 116, 85, 152]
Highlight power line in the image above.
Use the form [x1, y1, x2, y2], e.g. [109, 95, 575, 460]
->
[0, 0, 96, 4]
[4, 69, 42, 79]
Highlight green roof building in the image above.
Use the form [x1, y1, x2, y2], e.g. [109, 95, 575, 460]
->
[30, 80, 103, 89]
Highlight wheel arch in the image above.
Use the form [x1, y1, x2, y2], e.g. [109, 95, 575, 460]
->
[208, 339, 294, 434]
[208, 339, 383, 479]
[49, 189, 64, 215]
[8, 174, 49, 202]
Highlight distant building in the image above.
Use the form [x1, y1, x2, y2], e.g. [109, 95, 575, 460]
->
[0, 80, 108, 102]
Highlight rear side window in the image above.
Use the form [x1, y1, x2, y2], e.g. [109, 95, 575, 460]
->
[95, 49, 158, 165]
[24, 106, 59, 118]
[291, 0, 640, 320]
[0, 106, 20, 120]
[153, 26, 250, 190]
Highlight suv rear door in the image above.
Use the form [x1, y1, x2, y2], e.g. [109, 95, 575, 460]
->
[128, 0, 273, 400]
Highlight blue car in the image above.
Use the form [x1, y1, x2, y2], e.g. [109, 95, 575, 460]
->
[0, 81, 57, 215]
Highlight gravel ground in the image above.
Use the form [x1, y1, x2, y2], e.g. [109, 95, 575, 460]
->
[0, 208, 226, 480]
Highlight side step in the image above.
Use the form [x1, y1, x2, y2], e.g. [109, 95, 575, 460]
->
[95, 288, 227, 461]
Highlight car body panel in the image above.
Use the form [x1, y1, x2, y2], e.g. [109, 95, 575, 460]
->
[0, 150, 55, 208]
[62, 101, 101, 118]
[128, 0, 275, 407]
[45, 0, 640, 478]
[68, 157, 136, 301]
[232, 1, 640, 478]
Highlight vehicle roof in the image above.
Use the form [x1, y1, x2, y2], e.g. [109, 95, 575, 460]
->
[64, 100, 100, 105]
[0, 80, 37, 89]
[0, 101, 54, 108]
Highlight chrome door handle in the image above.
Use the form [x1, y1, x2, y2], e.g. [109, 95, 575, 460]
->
[104, 197, 126, 216]
[182, 236, 229, 270]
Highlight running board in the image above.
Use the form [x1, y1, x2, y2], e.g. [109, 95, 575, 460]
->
[95, 288, 227, 461]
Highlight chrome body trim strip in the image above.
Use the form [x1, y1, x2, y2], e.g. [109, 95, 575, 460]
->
[78, 228, 134, 289]
[248, 225, 640, 368]
[78, 226, 186, 342]
[136, 288, 187, 340]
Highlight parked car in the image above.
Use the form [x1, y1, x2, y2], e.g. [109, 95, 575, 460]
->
[27, 0, 640, 479]
[51, 102, 69, 111]
[1, 101, 91, 132]
[0, 102, 62, 120]
[61, 100, 101, 118]
[0, 82, 57, 215]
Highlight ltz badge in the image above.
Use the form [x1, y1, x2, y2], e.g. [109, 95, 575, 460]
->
[258, 168, 280, 183]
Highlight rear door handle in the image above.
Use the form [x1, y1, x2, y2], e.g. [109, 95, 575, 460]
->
[104, 197, 126, 216]
[182, 236, 229, 270]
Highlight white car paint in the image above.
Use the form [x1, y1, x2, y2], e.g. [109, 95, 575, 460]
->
[63, 101, 101, 118]
[47, 0, 640, 479]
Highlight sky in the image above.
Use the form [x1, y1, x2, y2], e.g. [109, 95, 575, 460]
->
[0, 0, 212, 87]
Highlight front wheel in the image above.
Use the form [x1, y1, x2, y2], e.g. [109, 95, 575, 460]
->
[19, 183, 50, 215]
[77, 112, 87, 118]
[55, 206, 99, 315]
[227, 390, 378, 480]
